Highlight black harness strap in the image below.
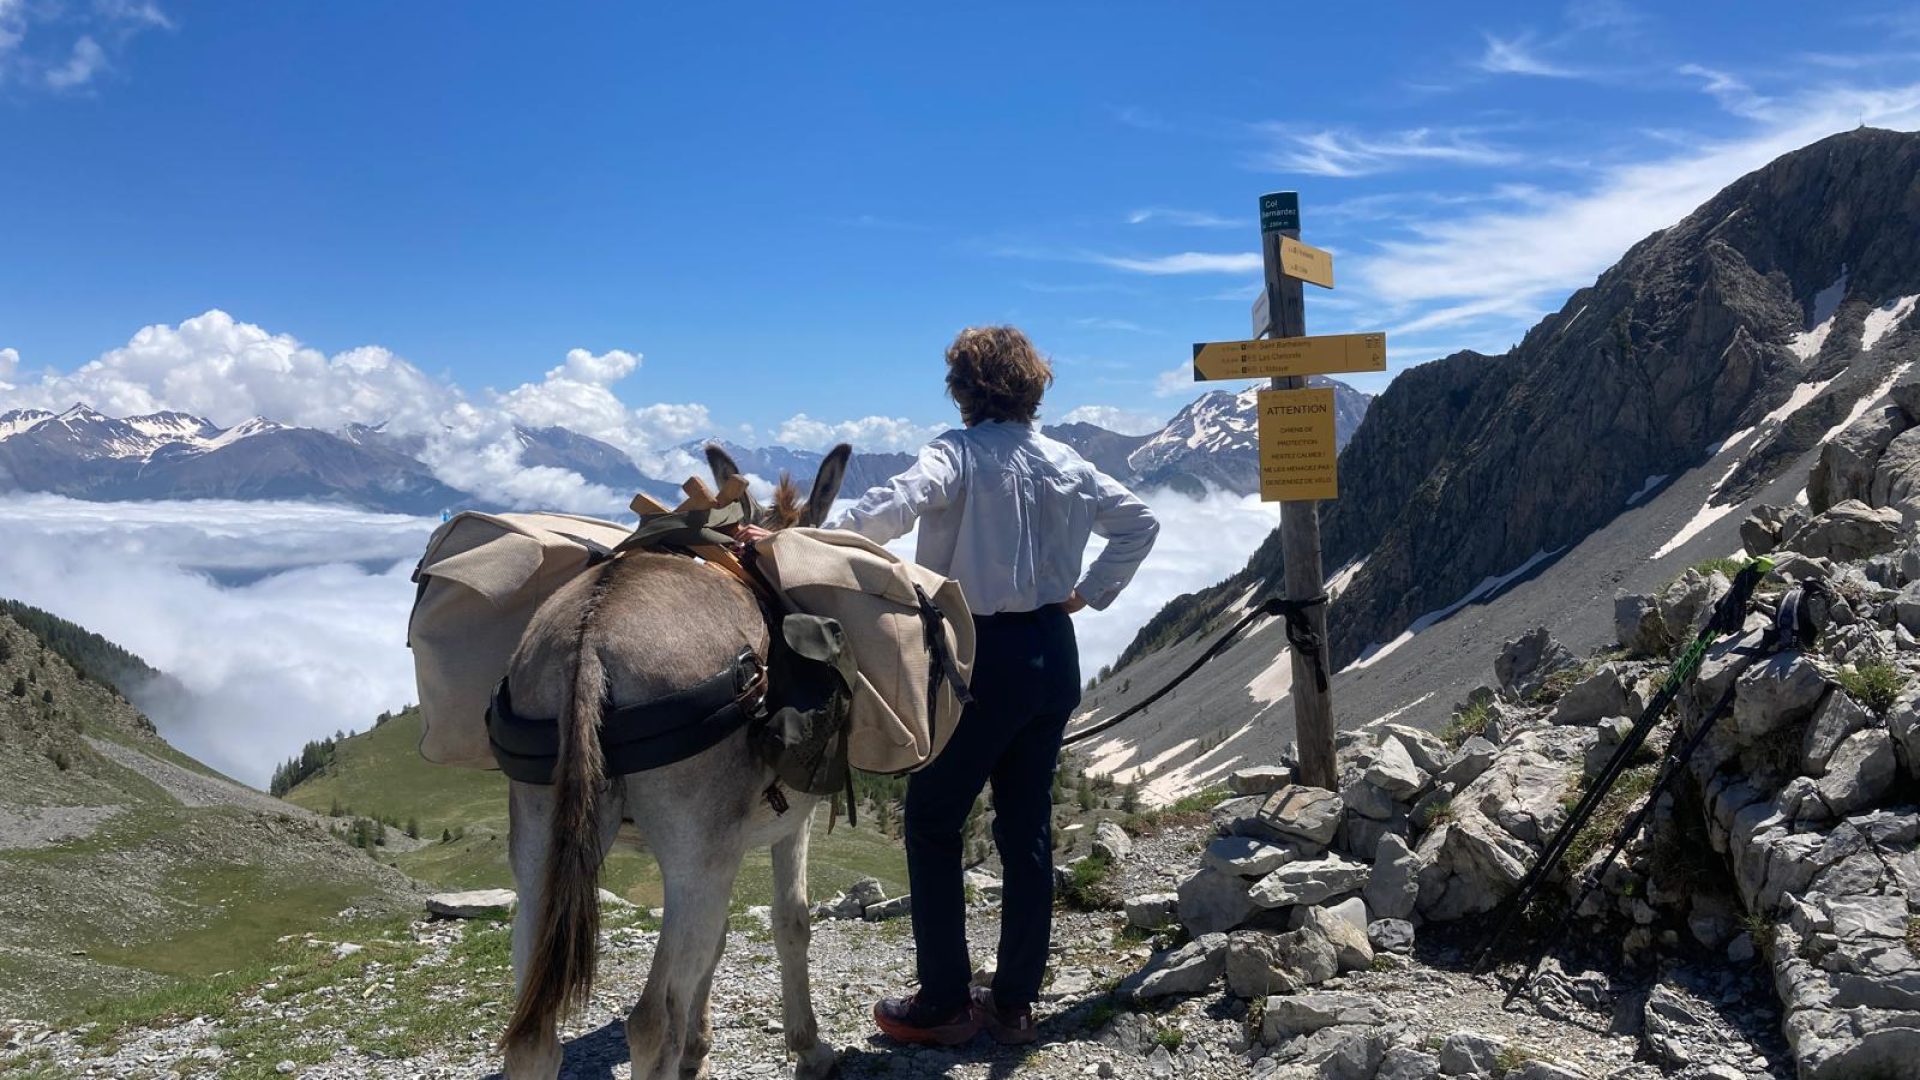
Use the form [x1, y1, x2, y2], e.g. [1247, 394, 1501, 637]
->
[487, 647, 767, 785]
[1269, 593, 1331, 692]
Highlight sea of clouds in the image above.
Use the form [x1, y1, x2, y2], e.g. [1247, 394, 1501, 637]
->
[0, 486, 1275, 788]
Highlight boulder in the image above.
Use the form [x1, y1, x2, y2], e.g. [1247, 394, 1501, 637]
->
[1237, 785, 1343, 847]
[863, 894, 911, 921]
[1368, 918, 1415, 954]
[1341, 776, 1399, 821]
[1802, 689, 1873, 775]
[1377, 1047, 1445, 1080]
[1509, 1063, 1591, 1080]
[426, 889, 517, 919]
[1363, 833, 1419, 921]
[1092, 820, 1133, 863]
[1260, 992, 1387, 1040]
[1810, 404, 1908, 513]
[1811, 727, 1897, 817]
[1872, 427, 1920, 520]
[1550, 663, 1636, 726]
[1225, 925, 1337, 997]
[1264, 1024, 1389, 1078]
[1794, 500, 1904, 561]
[1203, 835, 1302, 878]
[1128, 933, 1226, 1002]
[1381, 725, 1451, 776]
[1741, 504, 1806, 557]
[1887, 687, 1920, 777]
[1641, 984, 1708, 1068]
[1658, 569, 1731, 645]
[847, 877, 886, 908]
[1363, 735, 1428, 800]
[1177, 866, 1257, 935]
[1440, 736, 1498, 788]
[1248, 854, 1370, 909]
[1615, 593, 1667, 656]
[963, 868, 1004, 902]
[1438, 1030, 1507, 1077]
[1298, 902, 1373, 972]
[1897, 581, 1920, 634]
[1730, 651, 1829, 743]
[1496, 627, 1577, 699]
[1123, 892, 1178, 931]
[1228, 764, 1293, 795]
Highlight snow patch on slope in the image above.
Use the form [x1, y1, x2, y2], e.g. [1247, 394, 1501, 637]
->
[1626, 474, 1669, 506]
[1345, 547, 1564, 672]
[1863, 295, 1918, 352]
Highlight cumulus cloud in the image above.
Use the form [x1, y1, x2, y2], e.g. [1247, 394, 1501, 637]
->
[1, 0, 167, 90]
[0, 495, 432, 785]
[1056, 404, 1168, 436]
[44, 34, 104, 88]
[775, 413, 943, 453]
[0, 310, 721, 514]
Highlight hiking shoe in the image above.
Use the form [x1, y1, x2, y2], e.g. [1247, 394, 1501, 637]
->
[872, 992, 979, 1046]
[969, 986, 1038, 1045]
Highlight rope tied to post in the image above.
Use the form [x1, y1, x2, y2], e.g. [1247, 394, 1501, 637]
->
[1259, 592, 1330, 692]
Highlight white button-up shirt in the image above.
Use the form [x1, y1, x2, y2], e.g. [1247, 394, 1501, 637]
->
[829, 421, 1159, 615]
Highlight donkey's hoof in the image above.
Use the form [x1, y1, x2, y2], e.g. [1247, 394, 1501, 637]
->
[793, 1042, 839, 1080]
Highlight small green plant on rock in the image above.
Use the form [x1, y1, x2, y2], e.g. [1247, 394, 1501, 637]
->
[1494, 1044, 1539, 1076]
[1153, 1027, 1184, 1051]
[1440, 699, 1492, 748]
[1836, 662, 1905, 717]
[1059, 855, 1119, 911]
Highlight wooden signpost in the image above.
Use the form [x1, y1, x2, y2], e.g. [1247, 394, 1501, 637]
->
[1187, 191, 1387, 791]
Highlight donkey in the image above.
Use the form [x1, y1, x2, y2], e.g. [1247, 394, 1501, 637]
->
[501, 444, 852, 1080]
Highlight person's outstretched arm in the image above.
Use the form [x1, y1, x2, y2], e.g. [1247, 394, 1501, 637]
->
[1075, 472, 1159, 611]
[829, 439, 961, 543]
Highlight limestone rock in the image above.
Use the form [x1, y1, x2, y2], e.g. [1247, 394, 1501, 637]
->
[863, 894, 911, 921]
[1298, 902, 1373, 972]
[1123, 892, 1178, 931]
[1363, 832, 1419, 921]
[1229, 764, 1294, 795]
[1368, 918, 1415, 954]
[1811, 727, 1897, 817]
[1092, 820, 1133, 863]
[1811, 404, 1908, 513]
[1383, 724, 1452, 776]
[1794, 499, 1904, 561]
[1803, 689, 1873, 775]
[1260, 992, 1387, 1040]
[426, 889, 516, 919]
[1658, 568, 1731, 645]
[963, 868, 1003, 902]
[1177, 866, 1257, 935]
[1615, 593, 1666, 656]
[1871, 426, 1920, 519]
[1203, 835, 1302, 878]
[1238, 785, 1343, 848]
[1225, 925, 1337, 998]
[1128, 933, 1226, 1002]
[1248, 853, 1370, 909]
[1730, 651, 1829, 743]
[1440, 736, 1498, 788]
[1376, 1047, 1444, 1080]
[1496, 627, 1577, 700]
[1550, 663, 1636, 726]
[1641, 984, 1707, 1068]
[1438, 1030, 1507, 1077]
[1363, 735, 1428, 800]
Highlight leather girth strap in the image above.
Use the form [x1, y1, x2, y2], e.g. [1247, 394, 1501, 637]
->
[487, 646, 768, 785]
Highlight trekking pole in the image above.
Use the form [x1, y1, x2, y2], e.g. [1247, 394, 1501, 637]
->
[1470, 557, 1772, 974]
[1497, 655, 1757, 1005]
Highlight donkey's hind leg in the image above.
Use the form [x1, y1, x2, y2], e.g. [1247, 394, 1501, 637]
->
[505, 778, 624, 1079]
[772, 810, 837, 1080]
[625, 808, 745, 1080]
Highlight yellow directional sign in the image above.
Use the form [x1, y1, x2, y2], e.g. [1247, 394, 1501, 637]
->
[1279, 236, 1334, 288]
[1258, 387, 1339, 502]
[1194, 332, 1386, 381]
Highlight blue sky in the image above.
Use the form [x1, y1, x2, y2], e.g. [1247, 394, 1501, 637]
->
[3, 1, 1920, 448]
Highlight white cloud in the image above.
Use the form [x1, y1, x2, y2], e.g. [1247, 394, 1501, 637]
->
[775, 413, 942, 453]
[1126, 208, 1238, 228]
[0, 346, 17, 385]
[1357, 82, 1920, 333]
[1155, 361, 1208, 398]
[0, 495, 433, 785]
[1056, 404, 1168, 436]
[44, 34, 104, 88]
[1476, 33, 1580, 78]
[1254, 126, 1518, 178]
[1092, 251, 1263, 275]
[1678, 63, 1770, 118]
[0, 0, 165, 89]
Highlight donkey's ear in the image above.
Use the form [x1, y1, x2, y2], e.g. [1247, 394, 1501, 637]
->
[802, 444, 853, 527]
[704, 444, 741, 488]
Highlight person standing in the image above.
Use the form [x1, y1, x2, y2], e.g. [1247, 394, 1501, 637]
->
[829, 325, 1159, 1046]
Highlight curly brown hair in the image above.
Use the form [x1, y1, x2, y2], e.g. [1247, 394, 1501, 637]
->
[944, 325, 1054, 426]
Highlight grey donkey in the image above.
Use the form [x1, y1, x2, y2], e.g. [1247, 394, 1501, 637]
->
[501, 444, 853, 1080]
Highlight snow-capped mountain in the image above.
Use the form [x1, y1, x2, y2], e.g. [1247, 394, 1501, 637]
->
[1118, 378, 1371, 497]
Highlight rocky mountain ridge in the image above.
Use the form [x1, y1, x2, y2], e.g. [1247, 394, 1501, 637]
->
[1117, 128, 1920, 677]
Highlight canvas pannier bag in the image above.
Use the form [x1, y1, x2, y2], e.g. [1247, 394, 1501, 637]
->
[408, 510, 634, 768]
[748, 527, 975, 774]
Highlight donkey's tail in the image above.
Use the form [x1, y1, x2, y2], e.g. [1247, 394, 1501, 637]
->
[504, 632, 608, 1047]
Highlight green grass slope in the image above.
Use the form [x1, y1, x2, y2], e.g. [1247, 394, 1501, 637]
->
[0, 609, 420, 1024]
[282, 707, 909, 907]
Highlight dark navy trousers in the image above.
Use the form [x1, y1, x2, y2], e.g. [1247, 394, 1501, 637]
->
[903, 605, 1081, 1013]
